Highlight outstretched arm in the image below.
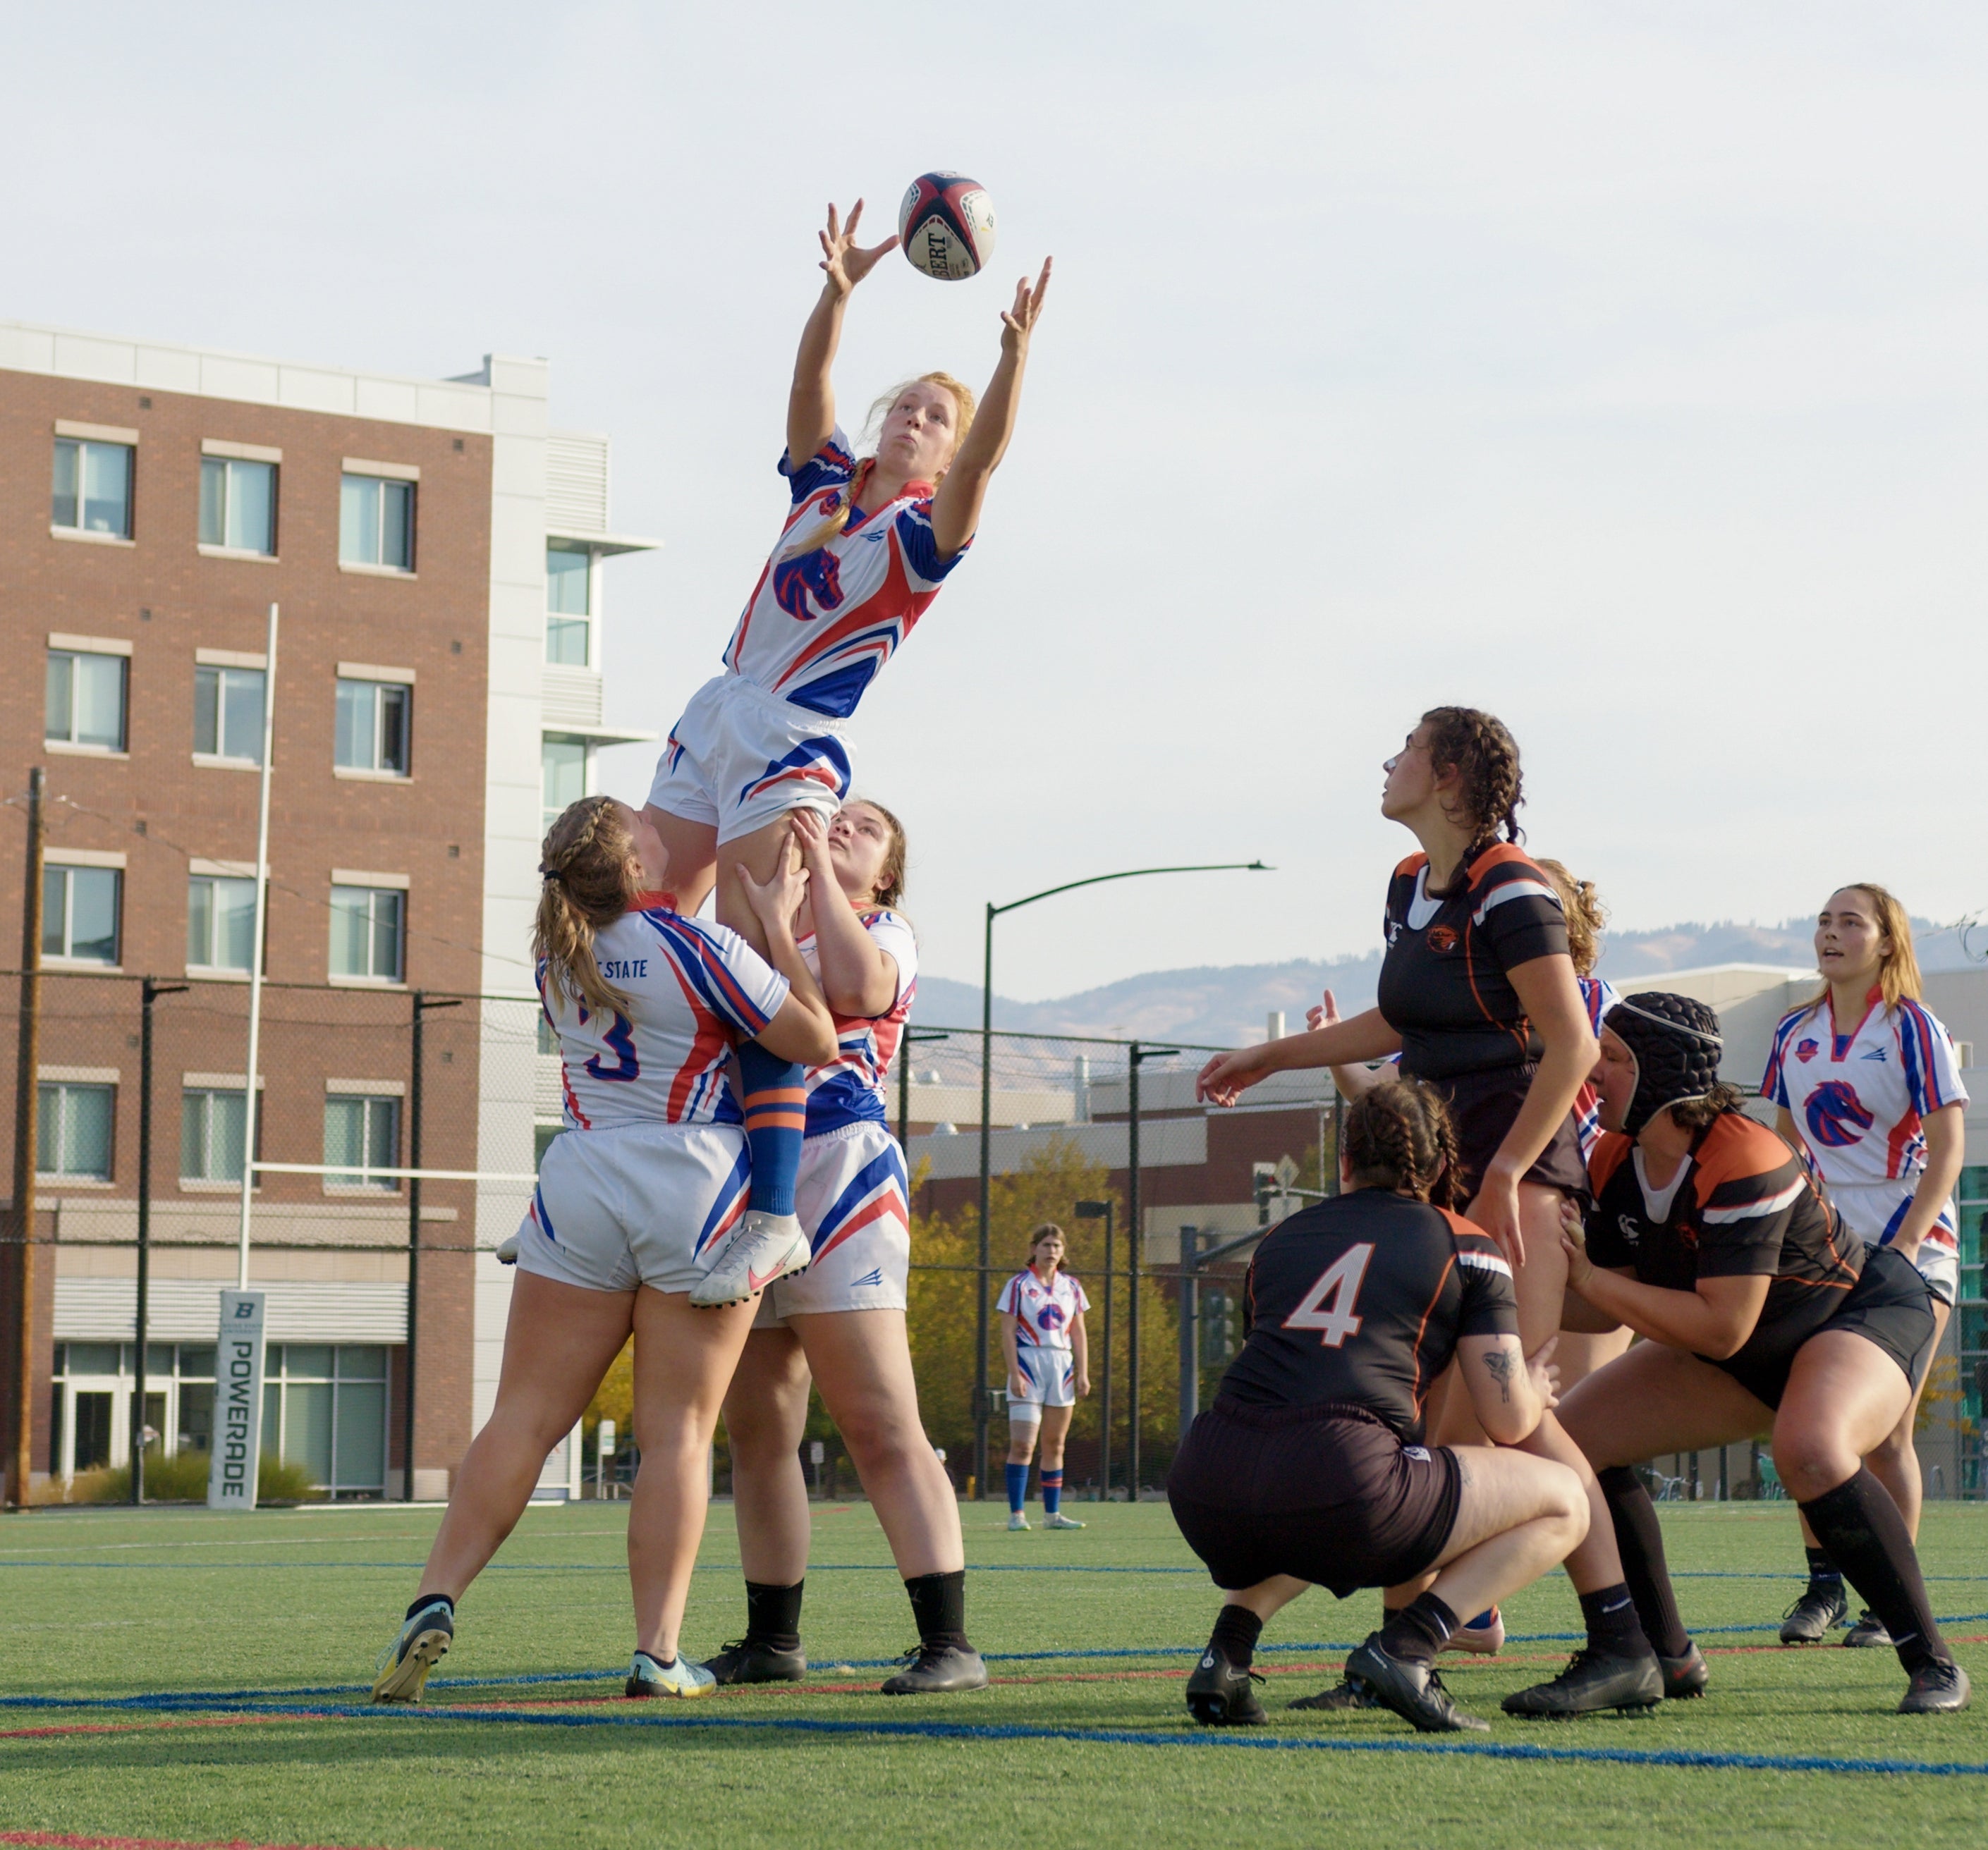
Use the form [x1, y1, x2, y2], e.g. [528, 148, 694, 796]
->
[929, 259, 1052, 560]
[788, 200, 899, 466]
[790, 809, 899, 1017]
[1197, 1007, 1402, 1107]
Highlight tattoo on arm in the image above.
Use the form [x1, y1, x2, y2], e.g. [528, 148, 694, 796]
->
[1483, 1348, 1515, 1403]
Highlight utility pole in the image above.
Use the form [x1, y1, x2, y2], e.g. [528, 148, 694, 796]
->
[133, 979, 186, 1504]
[7, 768, 46, 1509]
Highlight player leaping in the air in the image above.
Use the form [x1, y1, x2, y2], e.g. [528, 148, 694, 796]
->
[645, 200, 1051, 1309]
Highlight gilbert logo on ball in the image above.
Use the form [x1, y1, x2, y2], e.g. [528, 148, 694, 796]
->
[898, 172, 996, 281]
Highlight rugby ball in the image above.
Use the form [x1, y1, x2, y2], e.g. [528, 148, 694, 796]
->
[898, 172, 996, 281]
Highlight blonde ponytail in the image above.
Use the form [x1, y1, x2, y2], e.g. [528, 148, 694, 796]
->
[534, 797, 637, 1019]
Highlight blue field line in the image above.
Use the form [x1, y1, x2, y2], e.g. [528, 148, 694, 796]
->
[19, 1696, 1988, 1779]
[8, 1612, 1987, 1713]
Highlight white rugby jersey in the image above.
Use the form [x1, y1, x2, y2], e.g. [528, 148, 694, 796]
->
[1761, 990, 1968, 1261]
[799, 907, 917, 1137]
[539, 902, 788, 1132]
[997, 1268, 1091, 1350]
[719, 426, 970, 718]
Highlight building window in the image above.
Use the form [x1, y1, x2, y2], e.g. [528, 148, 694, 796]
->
[340, 474, 415, 571]
[46, 650, 127, 751]
[199, 456, 276, 554]
[50, 1342, 217, 1483]
[324, 1095, 399, 1189]
[262, 1344, 388, 1497]
[194, 664, 266, 762]
[37, 1082, 114, 1180]
[330, 886, 405, 982]
[334, 680, 410, 775]
[542, 735, 588, 832]
[546, 543, 592, 666]
[43, 864, 121, 964]
[181, 1088, 249, 1182]
[188, 875, 259, 974]
[51, 439, 134, 538]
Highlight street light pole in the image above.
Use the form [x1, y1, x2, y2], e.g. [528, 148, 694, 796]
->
[971, 859, 1269, 1497]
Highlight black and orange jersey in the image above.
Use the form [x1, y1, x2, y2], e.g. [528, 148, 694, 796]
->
[1219, 1189, 1519, 1444]
[1584, 1112, 1865, 1369]
[1376, 843, 1571, 1081]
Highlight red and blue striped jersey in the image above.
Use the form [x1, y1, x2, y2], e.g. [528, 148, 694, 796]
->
[538, 902, 788, 1132]
[799, 907, 917, 1136]
[719, 427, 970, 719]
[998, 1268, 1090, 1349]
[1573, 974, 1621, 1160]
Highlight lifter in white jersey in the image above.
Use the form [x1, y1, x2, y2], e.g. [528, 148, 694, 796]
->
[1763, 886, 1968, 1649]
[641, 200, 1051, 1303]
[371, 797, 835, 1704]
[703, 800, 987, 1695]
[999, 1225, 1092, 1531]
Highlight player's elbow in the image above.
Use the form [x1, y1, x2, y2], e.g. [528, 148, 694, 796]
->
[1694, 1316, 1755, 1362]
[1477, 1399, 1540, 1447]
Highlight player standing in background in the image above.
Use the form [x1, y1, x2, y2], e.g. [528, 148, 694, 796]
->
[1555, 993, 1967, 1715]
[1171, 1082, 1590, 1733]
[642, 200, 1051, 1306]
[999, 1225, 1092, 1530]
[705, 800, 988, 1695]
[371, 799, 836, 1704]
[1761, 887, 1968, 1649]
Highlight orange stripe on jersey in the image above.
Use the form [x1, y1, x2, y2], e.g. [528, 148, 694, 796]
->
[1436, 1206, 1494, 1245]
[1465, 843, 1542, 880]
[1407, 1255, 1458, 1414]
[1587, 1132, 1633, 1194]
[1690, 1115, 1808, 1201]
[1393, 851, 1429, 879]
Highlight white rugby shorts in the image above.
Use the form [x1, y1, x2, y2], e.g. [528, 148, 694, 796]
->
[1835, 1184, 1961, 1306]
[515, 1121, 750, 1295]
[1008, 1344, 1077, 1411]
[647, 673, 853, 846]
[753, 1122, 910, 1326]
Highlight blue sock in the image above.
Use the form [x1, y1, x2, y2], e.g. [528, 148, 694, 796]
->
[1005, 1463, 1029, 1514]
[1467, 1608, 1496, 1629]
[1041, 1470, 1063, 1517]
[736, 1041, 804, 1217]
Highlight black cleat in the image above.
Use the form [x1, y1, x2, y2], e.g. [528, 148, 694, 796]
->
[1289, 1676, 1382, 1713]
[700, 1637, 807, 1686]
[1779, 1584, 1848, 1644]
[1185, 1646, 1266, 1726]
[1501, 1647, 1664, 1719]
[1345, 1636, 1489, 1733]
[1842, 1610, 1892, 1649]
[879, 1642, 989, 1695]
[1898, 1660, 1970, 1715]
[1659, 1643, 1709, 1699]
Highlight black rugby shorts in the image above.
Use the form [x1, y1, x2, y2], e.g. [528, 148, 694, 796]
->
[1416, 1063, 1590, 1205]
[1167, 1397, 1461, 1598]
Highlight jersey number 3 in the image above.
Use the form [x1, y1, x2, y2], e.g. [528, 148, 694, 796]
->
[584, 1012, 641, 1082]
[1283, 1243, 1375, 1348]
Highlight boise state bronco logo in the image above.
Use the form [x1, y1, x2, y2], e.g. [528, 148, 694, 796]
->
[1427, 926, 1459, 952]
[1794, 1038, 1819, 1063]
[1805, 1080, 1874, 1149]
[1036, 1301, 1068, 1335]
[772, 546, 846, 621]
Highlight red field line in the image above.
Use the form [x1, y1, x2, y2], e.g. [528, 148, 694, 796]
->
[0, 1717, 277, 1743]
[0, 1833, 433, 1850]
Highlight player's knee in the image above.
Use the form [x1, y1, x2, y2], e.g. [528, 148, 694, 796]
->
[1771, 1423, 1857, 1501]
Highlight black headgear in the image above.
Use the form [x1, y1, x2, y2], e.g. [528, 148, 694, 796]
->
[1604, 992, 1724, 1136]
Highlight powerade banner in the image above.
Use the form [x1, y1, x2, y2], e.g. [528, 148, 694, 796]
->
[207, 1290, 267, 1511]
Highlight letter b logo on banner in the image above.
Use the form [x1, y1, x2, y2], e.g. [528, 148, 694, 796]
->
[207, 1290, 268, 1512]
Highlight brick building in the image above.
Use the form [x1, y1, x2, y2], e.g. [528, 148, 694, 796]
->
[0, 319, 654, 1501]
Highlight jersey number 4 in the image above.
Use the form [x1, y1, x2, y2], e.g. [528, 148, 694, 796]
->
[1282, 1243, 1375, 1348]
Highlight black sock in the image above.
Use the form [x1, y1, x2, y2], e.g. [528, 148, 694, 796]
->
[1208, 1603, 1264, 1670]
[1798, 1469, 1949, 1675]
[636, 1648, 677, 1670]
[905, 1569, 970, 1653]
[1377, 1593, 1458, 1667]
[406, 1593, 453, 1622]
[1578, 1582, 1654, 1658]
[1596, 1466, 1690, 1659]
[1803, 1545, 1843, 1593]
[744, 1578, 805, 1652]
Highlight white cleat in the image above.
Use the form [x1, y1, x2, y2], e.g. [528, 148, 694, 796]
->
[493, 1233, 519, 1266]
[625, 1650, 717, 1698]
[1445, 1607, 1505, 1656]
[1042, 1512, 1087, 1529]
[1008, 1511, 1030, 1531]
[690, 1210, 810, 1308]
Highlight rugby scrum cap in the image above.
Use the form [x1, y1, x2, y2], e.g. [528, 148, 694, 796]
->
[1603, 991, 1724, 1135]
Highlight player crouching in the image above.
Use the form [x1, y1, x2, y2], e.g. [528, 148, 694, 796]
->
[1169, 1082, 1594, 1734]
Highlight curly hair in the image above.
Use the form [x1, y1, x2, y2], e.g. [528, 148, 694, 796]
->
[1535, 858, 1606, 977]
[1341, 1079, 1464, 1208]
[1421, 706, 1524, 851]
[535, 796, 639, 1020]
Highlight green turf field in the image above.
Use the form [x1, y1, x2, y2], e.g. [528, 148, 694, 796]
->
[2, 1498, 1984, 1849]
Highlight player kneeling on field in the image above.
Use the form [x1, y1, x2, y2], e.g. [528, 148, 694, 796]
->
[1169, 1082, 1590, 1734]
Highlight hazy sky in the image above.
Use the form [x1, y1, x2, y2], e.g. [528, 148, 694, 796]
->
[6, 3, 1983, 999]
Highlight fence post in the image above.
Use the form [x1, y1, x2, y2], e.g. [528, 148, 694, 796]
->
[405, 991, 423, 1502]
[1101, 1202, 1114, 1495]
[1126, 1044, 1141, 1497]
[7, 766, 46, 1510]
[132, 978, 184, 1503]
[1177, 1225, 1199, 1440]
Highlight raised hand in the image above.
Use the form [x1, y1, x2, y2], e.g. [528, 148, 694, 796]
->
[788, 807, 838, 884]
[1558, 1199, 1594, 1291]
[737, 827, 810, 936]
[999, 257, 1053, 358]
[819, 199, 899, 299]
[1196, 1044, 1271, 1108]
[1525, 1335, 1561, 1410]
[1305, 987, 1343, 1034]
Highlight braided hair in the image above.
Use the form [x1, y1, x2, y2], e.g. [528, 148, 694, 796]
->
[1421, 706, 1524, 853]
[1341, 1079, 1465, 1208]
[535, 796, 638, 1020]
